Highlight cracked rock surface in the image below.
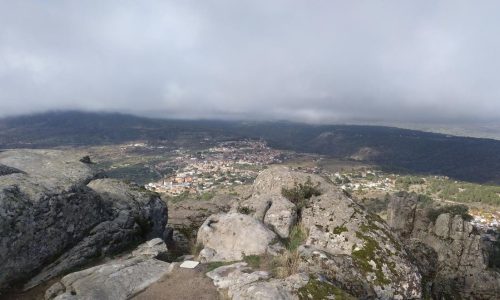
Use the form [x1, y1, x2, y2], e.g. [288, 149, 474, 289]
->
[45, 240, 173, 300]
[387, 192, 500, 299]
[0, 150, 168, 291]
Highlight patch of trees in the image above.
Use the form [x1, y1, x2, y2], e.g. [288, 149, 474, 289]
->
[427, 204, 473, 222]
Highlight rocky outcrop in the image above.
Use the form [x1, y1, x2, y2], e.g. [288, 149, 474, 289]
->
[387, 192, 500, 299]
[207, 262, 308, 300]
[0, 150, 168, 291]
[197, 213, 279, 262]
[251, 167, 421, 299]
[386, 191, 419, 238]
[298, 245, 376, 298]
[216, 167, 423, 299]
[45, 239, 173, 300]
[238, 194, 297, 239]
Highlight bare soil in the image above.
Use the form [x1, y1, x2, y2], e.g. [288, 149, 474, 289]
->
[132, 264, 221, 300]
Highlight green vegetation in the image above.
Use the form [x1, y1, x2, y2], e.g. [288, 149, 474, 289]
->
[334, 175, 351, 185]
[281, 177, 321, 210]
[393, 175, 500, 206]
[105, 163, 162, 185]
[237, 206, 255, 215]
[270, 223, 308, 278]
[197, 191, 215, 201]
[427, 178, 500, 206]
[333, 225, 348, 234]
[243, 255, 261, 269]
[286, 224, 308, 251]
[395, 176, 425, 189]
[165, 191, 191, 203]
[352, 231, 390, 285]
[417, 193, 434, 208]
[5, 111, 500, 185]
[298, 278, 356, 300]
[427, 204, 473, 222]
[204, 261, 235, 272]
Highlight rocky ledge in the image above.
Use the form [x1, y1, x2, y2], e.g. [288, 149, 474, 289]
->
[196, 166, 422, 299]
[0, 150, 168, 291]
[388, 192, 500, 299]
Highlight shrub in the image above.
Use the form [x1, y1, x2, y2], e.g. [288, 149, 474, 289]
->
[417, 194, 434, 208]
[243, 255, 261, 269]
[286, 224, 308, 251]
[281, 177, 321, 210]
[237, 206, 255, 215]
[427, 204, 473, 223]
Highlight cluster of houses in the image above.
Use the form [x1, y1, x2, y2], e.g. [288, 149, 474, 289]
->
[146, 140, 286, 196]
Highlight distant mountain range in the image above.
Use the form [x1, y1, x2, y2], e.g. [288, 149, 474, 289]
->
[1, 111, 500, 184]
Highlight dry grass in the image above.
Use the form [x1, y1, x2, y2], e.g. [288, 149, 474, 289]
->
[271, 250, 301, 279]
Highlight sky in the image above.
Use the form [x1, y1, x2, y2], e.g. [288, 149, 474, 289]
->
[1, 0, 500, 124]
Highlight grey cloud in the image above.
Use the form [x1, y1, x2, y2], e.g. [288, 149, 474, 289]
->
[1, 0, 500, 124]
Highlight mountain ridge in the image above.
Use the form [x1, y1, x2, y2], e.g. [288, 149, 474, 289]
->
[2, 111, 500, 184]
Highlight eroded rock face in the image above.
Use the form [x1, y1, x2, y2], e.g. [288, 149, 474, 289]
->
[298, 245, 376, 298]
[241, 166, 423, 299]
[387, 192, 500, 299]
[238, 194, 297, 239]
[0, 150, 168, 291]
[197, 213, 278, 262]
[46, 246, 173, 300]
[299, 191, 420, 297]
[387, 191, 419, 238]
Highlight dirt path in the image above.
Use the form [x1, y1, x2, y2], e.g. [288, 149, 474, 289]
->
[133, 264, 221, 300]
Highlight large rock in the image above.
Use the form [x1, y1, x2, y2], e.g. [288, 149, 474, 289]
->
[251, 166, 330, 196]
[206, 262, 308, 300]
[207, 262, 270, 291]
[0, 150, 168, 291]
[387, 192, 500, 299]
[252, 167, 422, 299]
[386, 191, 419, 238]
[238, 194, 297, 239]
[197, 213, 278, 262]
[46, 257, 172, 300]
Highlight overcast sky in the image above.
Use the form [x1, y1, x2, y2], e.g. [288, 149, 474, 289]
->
[1, 1, 499, 124]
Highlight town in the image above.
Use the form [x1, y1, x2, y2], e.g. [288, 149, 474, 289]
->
[145, 140, 287, 195]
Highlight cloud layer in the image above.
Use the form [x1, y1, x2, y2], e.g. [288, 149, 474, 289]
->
[1, 0, 499, 123]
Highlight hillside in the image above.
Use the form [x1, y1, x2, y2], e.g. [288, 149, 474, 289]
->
[2, 158, 498, 299]
[1, 111, 500, 184]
